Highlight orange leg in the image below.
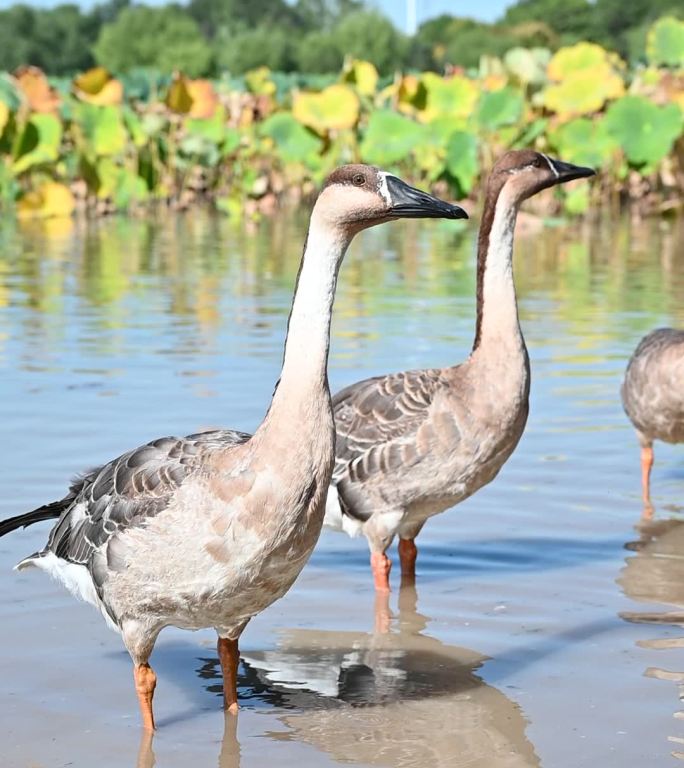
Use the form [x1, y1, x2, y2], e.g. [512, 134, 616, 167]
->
[133, 663, 157, 731]
[217, 637, 240, 714]
[370, 551, 392, 592]
[398, 538, 418, 583]
[641, 444, 654, 514]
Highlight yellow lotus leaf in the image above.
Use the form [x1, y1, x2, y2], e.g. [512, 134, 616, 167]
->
[293, 84, 360, 134]
[0, 101, 8, 134]
[417, 73, 478, 124]
[73, 67, 123, 106]
[343, 59, 379, 96]
[186, 79, 219, 119]
[543, 42, 624, 119]
[17, 182, 75, 219]
[244, 67, 276, 96]
[165, 74, 193, 114]
[14, 66, 60, 114]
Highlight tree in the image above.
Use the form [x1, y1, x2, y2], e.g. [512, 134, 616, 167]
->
[214, 24, 294, 73]
[94, 5, 212, 76]
[295, 30, 344, 73]
[503, 0, 594, 42]
[0, 6, 37, 71]
[332, 11, 406, 74]
[188, 0, 296, 39]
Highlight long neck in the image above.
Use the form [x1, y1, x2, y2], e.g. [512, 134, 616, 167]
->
[267, 217, 350, 418]
[472, 188, 523, 354]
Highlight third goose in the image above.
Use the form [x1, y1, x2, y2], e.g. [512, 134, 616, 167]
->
[0, 164, 465, 729]
[325, 150, 595, 590]
[621, 328, 684, 512]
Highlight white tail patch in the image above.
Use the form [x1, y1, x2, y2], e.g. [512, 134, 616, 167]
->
[323, 485, 363, 538]
[17, 552, 120, 633]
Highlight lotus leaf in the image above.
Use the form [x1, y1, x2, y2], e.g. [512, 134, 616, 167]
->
[604, 95, 683, 168]
[14, 66, 61, 114]
[165, 75, 193, 114]
[476, 87, 524, 132]
[647, 16, 684, 67]
[418, 73, 478, 124]
[244, 67, 276, 97]
[359, 110, 424, 166]
[12, 113, 62, 174]
[186, 79, 219, 119]
[179, 134, 220, 167]
[342, 59, 379, 96]
[0, 74, 22, 111]
[17, 181, 74, 218]
[123, 106, 147, 148]
[186, 106, 227, 145]
[259, 113, 321, 166]
[396, 75, 427, 114]
[445, 130, 478, 196]
[544, 43, 624, 119]
[0, 102, 8, 135]
[73, 67, 123, 106]
[293, 84, 359, 134]
[76, 104, 127, 158]
[504, 47, 550, 86]
[550, 117, 618, 168]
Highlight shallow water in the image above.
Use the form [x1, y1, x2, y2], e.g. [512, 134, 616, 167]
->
[1, 209, 683, 767]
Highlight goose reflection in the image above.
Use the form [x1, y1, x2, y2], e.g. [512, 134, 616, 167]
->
[619, 517, 684, 761]
[194, 585, 539, 768]
[135, 714, 241, 768]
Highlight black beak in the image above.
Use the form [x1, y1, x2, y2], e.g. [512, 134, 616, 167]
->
[385, 175, 468, 220]
[549, 158, 596, 183]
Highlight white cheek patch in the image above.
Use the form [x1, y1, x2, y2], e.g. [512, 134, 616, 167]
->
[377, 171, 393, 205]
[540, 153, 559, 179]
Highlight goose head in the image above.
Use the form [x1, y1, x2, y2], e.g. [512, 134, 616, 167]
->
[315, 164, 468, 233]
[488, 149, 595, 204]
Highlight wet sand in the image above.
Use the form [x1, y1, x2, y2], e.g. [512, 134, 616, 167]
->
[1, 212, 684, 766]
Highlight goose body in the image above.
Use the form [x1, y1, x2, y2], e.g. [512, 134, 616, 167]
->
[0, 165, 465, 728]
[324, 151, 595, 590]
[621, 327, 684, 510]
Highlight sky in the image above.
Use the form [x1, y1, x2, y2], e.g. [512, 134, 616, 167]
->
[0, 0, 512, 25]
[376, 0, 511, 32]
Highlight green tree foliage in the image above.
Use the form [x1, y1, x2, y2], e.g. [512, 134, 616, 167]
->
[93, 5, 212, 76]
[295, 31, 344, 74]
[214, 25, 294, 74]
[504, 0, 595, 42]
[332, 10, 406, 73]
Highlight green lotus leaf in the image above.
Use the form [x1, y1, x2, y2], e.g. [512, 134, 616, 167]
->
[123, 105, 146, 148]
[475, 87, 524, 132]
[259, 112, 321, 166]
[647, 16, 684, 67]
[186, 106, 227, 146]
[359, 109, 425, 166]
[0, 73, 21, 111]
[419, 73, 478, 123]
[563, 184, 590, 216]
[293, 84, 360, 134]
[445, 130, 478, 196]
[549, 117, 618, 168]
[76, 104, 127, 157]
[604, 95, 683, 168]
[0, 102, 8, 135]
[12, 113, 62, 174]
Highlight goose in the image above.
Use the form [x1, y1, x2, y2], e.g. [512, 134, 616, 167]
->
[324, 150, 595, 591]
[621, 328, 684, 513]
[0, 164, 466, 730]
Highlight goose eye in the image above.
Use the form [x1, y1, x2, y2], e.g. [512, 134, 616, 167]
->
[532, 156, 542, 168]
[352, 174, 366, 186]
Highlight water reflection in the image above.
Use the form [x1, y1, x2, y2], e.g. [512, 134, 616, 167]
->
[619, 518, 684, 761]
[135, 714, 241, 768]
[196, 585, 539, 768]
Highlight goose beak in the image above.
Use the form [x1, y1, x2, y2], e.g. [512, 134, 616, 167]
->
[385, 175, 468, 220]
[550, 158, 596, 183]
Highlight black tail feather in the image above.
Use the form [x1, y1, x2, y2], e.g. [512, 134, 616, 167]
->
[0, 501, 64, 537]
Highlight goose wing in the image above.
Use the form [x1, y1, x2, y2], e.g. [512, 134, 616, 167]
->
[34, 429, 250, 569]
[332, 369, 448, 518]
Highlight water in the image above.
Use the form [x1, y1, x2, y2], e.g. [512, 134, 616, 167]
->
[1, 209, 683, 767]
